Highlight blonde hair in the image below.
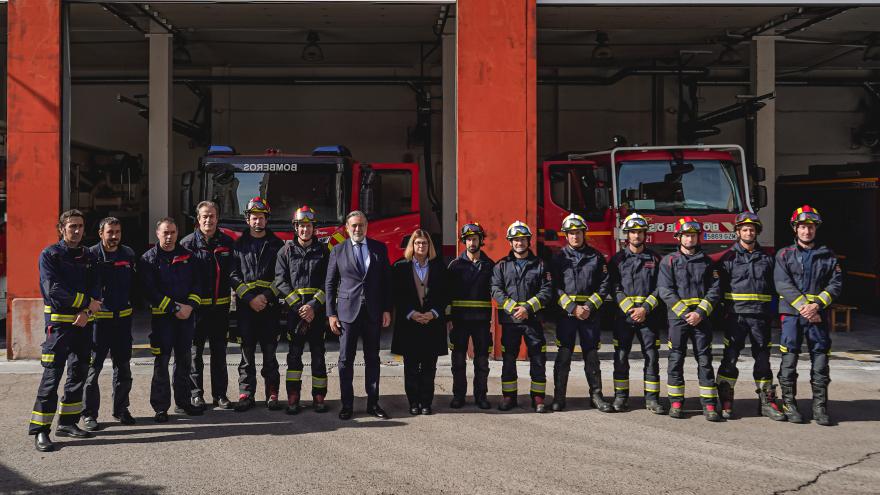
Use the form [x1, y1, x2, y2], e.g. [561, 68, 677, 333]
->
[404, 229, 436, 261]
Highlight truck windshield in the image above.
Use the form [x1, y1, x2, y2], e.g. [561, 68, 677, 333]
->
[206, 169, 347, 225]
[617, 159, 743, 214]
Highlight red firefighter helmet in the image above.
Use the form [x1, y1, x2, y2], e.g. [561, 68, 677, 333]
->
[244, 197, 271, 217]
[293, 205, 317, 225]
[673, 216, 702, 238]
[790, 205, 822, 229]
[734, 211, 763, 234]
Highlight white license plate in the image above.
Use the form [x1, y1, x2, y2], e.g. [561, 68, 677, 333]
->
[704, 232, 736, 241]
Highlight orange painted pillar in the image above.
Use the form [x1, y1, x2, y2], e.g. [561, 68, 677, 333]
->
[6, 0, 63, 358]
[457, 0, 537, 360]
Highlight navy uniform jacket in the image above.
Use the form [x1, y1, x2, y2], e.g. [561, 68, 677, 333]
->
[490, 251, 553, 325]
[774, 243, 843, 316]
[609, 247, 663, 324]
[446, 250, 495, 322]
[39, 240, 101, 325]
[230, 229, 284, 305]
[275, 238, 330, 313]
[138, 245, 202, 316]
[88, 243, 136, 318]
[717, 242, 775, 316]
[550, 244, 610, 318]
[657, 248, 722, 321]
[180, 229, 235, 307]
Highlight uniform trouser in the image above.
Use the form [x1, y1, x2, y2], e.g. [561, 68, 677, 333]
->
[238, 304, 281, 398]
[285, 312, 328, 400]
[717, 314, 773, 391]
[403, 354, 439, 407]
[449, 320, 492, 400]
[150, 316, 195, 413]
[338, 308, 381, 409]
[29, 323, 91, 434]
[83, 317, 134, 419]
[612, 318, 661, 400]
[190, 306, 230, 400]
[500, 322, 547, 399]
[555, 316, 604, 395]
[778, 314, 832, 389]
[667, 318, 718, 406]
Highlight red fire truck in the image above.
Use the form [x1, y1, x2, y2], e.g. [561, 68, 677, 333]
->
[539, 144, 767, 260]
[184, 145, 420, 261]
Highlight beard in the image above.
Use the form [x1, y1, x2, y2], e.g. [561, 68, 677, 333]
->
[467, 244, 480, 253]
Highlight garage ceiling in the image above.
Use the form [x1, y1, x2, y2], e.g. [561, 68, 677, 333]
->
[60, 3, 880, 78]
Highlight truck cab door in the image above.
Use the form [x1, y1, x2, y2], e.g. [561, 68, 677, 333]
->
[355, 162, 421, 263]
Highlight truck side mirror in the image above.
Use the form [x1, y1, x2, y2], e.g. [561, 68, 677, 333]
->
[359, 167, 376, 217]
[181, 171, 195, 216]
[752, 166, 766, 182]
[752, 185, 768, 210]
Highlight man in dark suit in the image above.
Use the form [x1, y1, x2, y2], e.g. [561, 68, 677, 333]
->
[325, 210, 393, 420]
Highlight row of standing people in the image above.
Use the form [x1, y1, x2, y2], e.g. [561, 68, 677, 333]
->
[27, 199, 841, 453]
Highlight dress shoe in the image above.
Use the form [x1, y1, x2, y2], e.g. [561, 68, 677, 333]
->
[35, 432, 54, 452]
[367, 404, 389, 419]
[213, 396, 232, 410]
[235, 395, 255, 412]
[420, 406, 433, 415]
[174, 405, 203, 416]
[82, 416, 99, 431]
[113, 410, 137, 425]
[154, 411, 169, 423]
[313, 395, 328, 413]
[498, 397, 517, 411]
[449, 397, 465, 409]
[191, 396, 207, 410]
[56, 424, 93, 438]
[267, 394, 282, 411]
[409, 405, 421, 416]
[338, 407, 353, 420]
[476, 398, 492, 410]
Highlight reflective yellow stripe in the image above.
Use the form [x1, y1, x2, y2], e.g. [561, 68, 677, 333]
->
[72, 292, 85, 309]
[611, 338, 619, 347]
[530, 381, 546, 393]
[214, 296, 231, 305]
[314, 290, 326, 304]
[235, 283, 251, 298]
[697, 299, 714, 315]
[526, 297, 543, 313]
[58, 401, 83, 415]
[158, 296, 171, 313]
[614, 379, 629, 391]
[44, 306, 52, 313]
[150, 347, 161, 355]
[717, 374, 737, 387]
[587, 292, 603, 309]
[668, 385, 685, 397]
[286, 370, 303, 382]
[451, 300, 493, 308]
[699, 386, 718, 398]
[41, 353, 55, 363]
[667, 340, 673, 350]
[30, 410, 55, 426]
[312, 376, 328, 388]
[789, 294, 807, 310]
[501, 380, 517, 392]
[645, 295, 658, 309]
[50, 314, 77, 323]
[619, 297, 635, 313]
[724, 293, 773, 302]
[558, 293, 573, 309]
[722, 337, 730, 347]
[502, 299, 517, 313]
[779, 345, 789, 353]
[284, 292, 301, 306]
[644, 381, 660, 392]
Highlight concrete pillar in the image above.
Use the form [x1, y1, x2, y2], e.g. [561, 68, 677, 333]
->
[751, 36, 777, 246]
[441, 32, 457, 255]
[7, 0, 62, 358]
[148, 26, 173, 236]
[457, 0, 537, 262]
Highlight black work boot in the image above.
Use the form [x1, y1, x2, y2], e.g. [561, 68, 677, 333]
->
[286, 392, 301, 415]
[552, 348, 571, 412]
[811, 383, 832, 426]
[645, 397, 667, 415]
[498, 396, 517, 411]
[35, 431, 55, 452]
[703, 402, 723, 422]
[612, 395, 629, 413]
[532, 396, 548, 414]
[757, 383, 786, 422]
[584, 350, 613, 413]
[717, 381, 734, 420]
[669, 399, 684, 419]
[235, 394, 255, 413]
[780, 384, 804, 424]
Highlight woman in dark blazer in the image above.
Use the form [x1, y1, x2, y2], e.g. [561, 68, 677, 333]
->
[391, 229, 449, 415]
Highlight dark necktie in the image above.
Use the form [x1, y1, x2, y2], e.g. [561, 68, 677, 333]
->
[354, 242, 365, 275]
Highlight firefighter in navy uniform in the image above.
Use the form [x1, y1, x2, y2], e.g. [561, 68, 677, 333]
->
[30, 210, 103, 452]
[274, 205, 331, 415]
[140, 217, 204, 423]
[549, 214, 613, 413]
[181, 201, 236, 410]
[657, 217, 724, 422]
[608, 213, 667, 415]
[491, 221, 553, 413]
[82, 217, 138, 431]
[230, 197, 285, 412]
[716, 212, 786, 421]
[446, 223, 495, 410]
[774, 205, 843, 426]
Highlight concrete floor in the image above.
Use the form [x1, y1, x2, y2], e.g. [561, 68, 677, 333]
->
[1, 316, 879, 494]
